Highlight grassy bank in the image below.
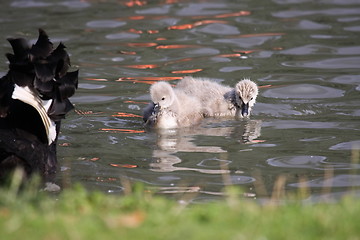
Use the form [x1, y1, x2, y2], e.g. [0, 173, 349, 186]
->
[1, 176, 360, 240]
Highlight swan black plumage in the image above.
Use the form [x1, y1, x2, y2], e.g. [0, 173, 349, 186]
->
[0, 29, 78, 181]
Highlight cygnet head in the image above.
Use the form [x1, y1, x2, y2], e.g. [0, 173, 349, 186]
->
[234, 79, 258, 117]
[150, 82, 176, 109]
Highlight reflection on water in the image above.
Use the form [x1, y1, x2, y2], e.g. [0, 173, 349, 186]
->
[149, 120, 261, 196]
[0, 0, 359, 202]
[150, 120, 262, 175]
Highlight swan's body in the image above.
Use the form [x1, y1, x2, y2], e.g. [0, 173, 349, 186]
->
[143, 82, 204, 129]
[0, 29, 78, 181]
[176, 77, 258, 118]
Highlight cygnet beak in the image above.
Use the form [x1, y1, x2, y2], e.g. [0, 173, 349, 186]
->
[241, 102, 249, 117]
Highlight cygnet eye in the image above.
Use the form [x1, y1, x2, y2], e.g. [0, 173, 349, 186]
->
[161, 97, 165, 100]
[250, 97, 253, 100]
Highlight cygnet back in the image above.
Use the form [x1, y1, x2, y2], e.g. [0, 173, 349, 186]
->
[176, 76, 235, 117]
[176, 76, 258, 117]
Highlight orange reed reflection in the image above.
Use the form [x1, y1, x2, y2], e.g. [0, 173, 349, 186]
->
[112, 112, 142, 118]
[59, 142, 71, 147]
[128, 29, 159, 34]
[216, 53, 242, 58]
[147, 30, 159, 34]
[251, 140, 266, 143]
[156, 44, 198, 49]
[168, 19, 227, 30]
[120, 50, 137, 55]
[272, 47, 283, 51]
[258, 85, 273, 89]
[164, 0, 180, 4]
[110, 163, 138, 168]
[100, 128, 145, 133]
[124, 64, 159, 69]
[124, 0, 147, 7]
[128, 28, 143, 34]
[214, 11, 251, 18]
[168, 24, 193, 30]
[125, 42, 158, 47]
[128, 16, 146, 20]
[124, 100, 148, 104]
[234, 50, 258, 54]
[171, 69, 203, 74]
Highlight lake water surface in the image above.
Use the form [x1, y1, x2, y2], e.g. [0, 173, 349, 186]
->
[0, 0, 359, 203]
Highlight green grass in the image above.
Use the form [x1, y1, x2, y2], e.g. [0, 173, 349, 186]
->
[1, 175, 360, 240]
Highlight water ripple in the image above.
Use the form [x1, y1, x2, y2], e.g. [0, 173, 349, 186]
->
[262, 84, 344, 99]
[267, 155, 327, 169]
[296, 20, 331, 30]
[329, 140, 360, 150]
[219, 66, 253, 72]
[106, 32, 140, 40]
[198, 23, 240, 35]
[280, 45, 360, 55]
[267, 155, 360, 170]
[344, 25, 360, 32]
[339, 17, 360, 23]
[59, 1, 90, 9]
[86, 20, 126, 28]
[79, 83, 106, 90]
[11, 1, 51, 7]
[262, 120, 340, 129]
[282, 57, 360, 69]
[254, 103, 302, 117]
[210, 175, 256, 185]
[214, 35, 282, 48]
[330, 74, 360, 85]
[300, 136, 336, 142]
[135, 5, 170, 14]
[197, 158, 232, 168]
[175, 3, 228, 16]
[273, 8, 360, 18]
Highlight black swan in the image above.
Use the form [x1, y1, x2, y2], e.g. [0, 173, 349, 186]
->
[0, 29, 78, 182]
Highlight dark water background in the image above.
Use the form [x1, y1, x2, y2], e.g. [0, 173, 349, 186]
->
[0, 0, 359, 203]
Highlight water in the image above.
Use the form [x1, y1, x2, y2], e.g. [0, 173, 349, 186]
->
[0, 0, 359, 202]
